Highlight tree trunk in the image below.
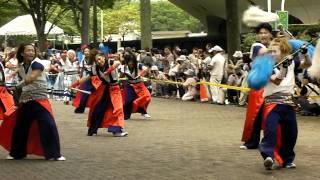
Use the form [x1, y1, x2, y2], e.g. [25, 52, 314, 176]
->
[93, 0, 98, 47]
[34, 17, 47, 53]
[81, 0, 90, 45]
[140, 0, 152, 50]
[37, 33, 47, 53]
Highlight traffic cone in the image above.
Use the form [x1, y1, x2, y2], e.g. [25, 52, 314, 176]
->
[199, 80, 209, 102]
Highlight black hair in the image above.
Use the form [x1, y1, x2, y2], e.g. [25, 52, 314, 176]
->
[124, 53, 138, 75]
[16, 43, 36, 64]
[255, 23, 272, 34]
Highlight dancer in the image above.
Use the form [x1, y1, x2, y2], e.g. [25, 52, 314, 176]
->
[0, 43, 65, 161]
[260, 36, 311, 170]
[240, 23, 273, 149]
[120, 53, 151, 120]
[0, 60, 15, 121]
[73, 46, 95, 113]
[71, 52, 127, 137]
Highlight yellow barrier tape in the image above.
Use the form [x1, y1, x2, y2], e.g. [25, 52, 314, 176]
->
[307, 96, 320, 99]
[120, 77, 320, 98]
[119, 77, 250, 92]
[119, 77, 320, 98]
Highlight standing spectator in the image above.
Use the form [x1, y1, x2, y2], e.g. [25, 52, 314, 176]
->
[162, 46, 175, 74]
[208, 45, 226, 104]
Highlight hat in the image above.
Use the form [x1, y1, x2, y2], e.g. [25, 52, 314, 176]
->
[183, 69, 195, 76]
[211, 45, 223, 52]
[176, 55, 187, 62]
[151, 65, 159, 71]
[118, 47, 124, 52]
[232, 51, 243, 58]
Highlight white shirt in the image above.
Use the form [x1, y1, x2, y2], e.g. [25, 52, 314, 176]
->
[264, 62, 295, 97]
[209, 53, 225, 79]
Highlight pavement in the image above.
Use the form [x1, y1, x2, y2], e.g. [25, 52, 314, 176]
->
[0, 98, 319, 180]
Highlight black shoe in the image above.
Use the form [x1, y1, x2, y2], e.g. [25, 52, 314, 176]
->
[74, 107, 85, 113]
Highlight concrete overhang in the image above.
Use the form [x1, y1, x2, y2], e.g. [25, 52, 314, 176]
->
[169, 0, 320, 30]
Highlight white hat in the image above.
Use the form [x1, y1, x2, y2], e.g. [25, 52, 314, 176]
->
[118, 47, 124, 52]
[184, 69, 195, 76]
[212, 45, 223, 52]
[208, 48, 215, 53]
[151, 65, 159, 71]
[232, 51, 243, 58]
[176, 55, 187, 61]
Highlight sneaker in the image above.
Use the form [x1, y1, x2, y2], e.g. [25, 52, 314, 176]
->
[48, 156, 66, 161]
[264, 157, 274, 170]
[239, 145, 248, 150]
[87, 132, 97, 136]
[56, 156, 66, 161]
[6, 155, 14, 160]
[142, 114, 151, 119]
[113, 132, 128, 137]
[285, 163, 296, 169]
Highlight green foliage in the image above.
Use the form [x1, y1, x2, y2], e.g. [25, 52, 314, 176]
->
[288, 24, 320, 36]
[241, 33, 256, 53]
[0, 1, 25, 27]
[102, 0, 204, 34]
[151, 1, 204, 32]
[97, 0, 115, 9]
[0, 0, 204, 45]
[103, 0, 140, 34]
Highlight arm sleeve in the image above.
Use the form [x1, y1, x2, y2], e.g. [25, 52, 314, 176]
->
[31, 61, 44, 71]
[251, 46, 262, 60]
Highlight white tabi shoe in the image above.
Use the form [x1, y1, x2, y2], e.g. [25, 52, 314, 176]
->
[142, 114, 151, 119]
[113, 132, 128, 137]
[6, 155, 14, 160]
[48, 156, 66, 161]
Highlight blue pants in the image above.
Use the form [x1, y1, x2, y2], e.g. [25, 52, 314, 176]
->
[10, 101, 61, 159]
[260, 104, 297, 165]
[77, 81, 95, 112]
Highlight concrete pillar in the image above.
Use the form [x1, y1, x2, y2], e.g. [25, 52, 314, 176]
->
[225, 0, 241, 59]
[140, 0, 152, 50]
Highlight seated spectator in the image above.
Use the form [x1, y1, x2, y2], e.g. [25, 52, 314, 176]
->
[182, 69, 198, 101]
[226, 67, 244, 105]
[150, 65, 168, 97]
[297, 76, 320, 116]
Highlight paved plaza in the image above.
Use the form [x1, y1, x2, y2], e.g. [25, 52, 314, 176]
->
[0, 98, 319, 180]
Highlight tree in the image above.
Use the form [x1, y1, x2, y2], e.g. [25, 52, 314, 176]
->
[103, 1, 140, 35]
[151, 1, 204, 32]
[67, 0, 115, 45]
[0, 1, 23, 27]
[102, 0, 204, 33]
[9, 0, 69, 51]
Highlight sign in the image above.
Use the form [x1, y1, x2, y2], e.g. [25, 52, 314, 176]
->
[275, 11, 289, 30]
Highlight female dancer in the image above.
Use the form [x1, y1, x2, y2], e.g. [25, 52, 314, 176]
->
[73, 46, 95, 113]
[71, 52, 127, 137]
[120, 53, 151, 120]
[260, 36, 311, 170]
[1, 43, 65, 160]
